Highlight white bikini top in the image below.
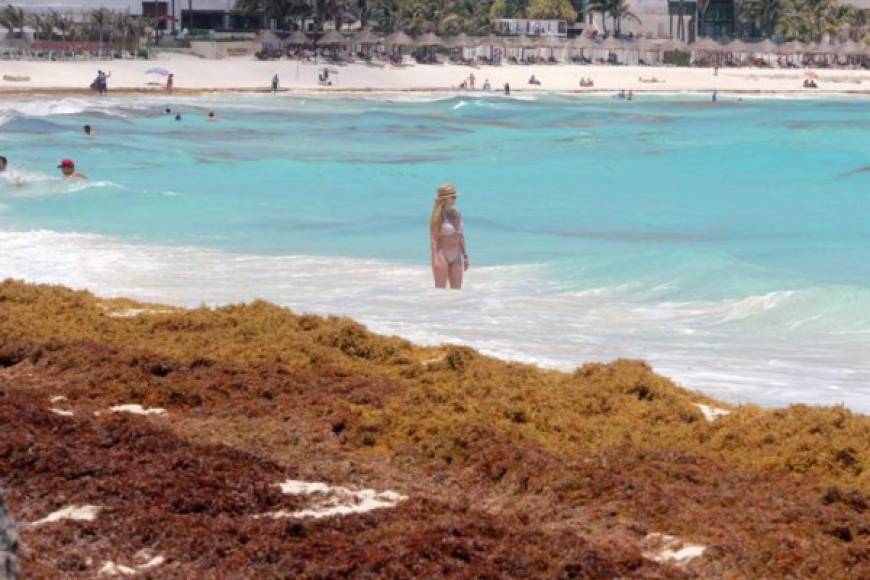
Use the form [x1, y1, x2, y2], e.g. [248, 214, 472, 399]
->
[440, 215, 463, 236]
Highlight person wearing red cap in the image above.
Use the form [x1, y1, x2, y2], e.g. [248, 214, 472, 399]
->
[58, 159, 86, 180]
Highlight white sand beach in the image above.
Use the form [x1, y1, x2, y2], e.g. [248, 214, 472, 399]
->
[1, 53, 869, 96]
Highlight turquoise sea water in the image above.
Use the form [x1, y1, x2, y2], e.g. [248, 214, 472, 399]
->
[1, 93, 868, 411]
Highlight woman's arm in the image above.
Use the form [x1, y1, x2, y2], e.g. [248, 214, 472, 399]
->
[458, 211, 469, 268]
[431, 231, 439, 262]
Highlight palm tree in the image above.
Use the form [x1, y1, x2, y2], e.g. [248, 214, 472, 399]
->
[775, 0, 804, 40]
[28, 13, 54, 42]
[368, 0, 400, 32]
[609, 0, 639, 37]
[0, 5, 26, 40]
[676, 0, 687, 41]
[89, 8, 113, 50]
[586, 0, 609, 36]
[738, 0, 780, 38]
[49, 9, 73, 42]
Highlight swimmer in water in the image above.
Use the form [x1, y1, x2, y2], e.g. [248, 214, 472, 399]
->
[84, 124, 93, 136]
[0, 156, 6, 173]
[207, 112, 216, 121]
[175, 113, 182, 121]
[58, 158, 86, 179]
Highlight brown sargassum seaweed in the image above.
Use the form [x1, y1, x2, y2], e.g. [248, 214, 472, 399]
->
[0, 279, 867, 578]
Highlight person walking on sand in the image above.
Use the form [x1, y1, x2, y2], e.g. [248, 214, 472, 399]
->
[430, 184, 469, 290]
[272, 74, 279, 91]
[166, 73, 174, 93]
[469, 73, 475, 90]
[57, 159, 86, 180]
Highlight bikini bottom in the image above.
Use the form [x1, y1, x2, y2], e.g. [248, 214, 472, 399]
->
[439, 249, 463, 266]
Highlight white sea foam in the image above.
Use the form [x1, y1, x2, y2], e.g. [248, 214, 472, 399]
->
[1, 228, 867, 412]
[0, 173, 121, 197]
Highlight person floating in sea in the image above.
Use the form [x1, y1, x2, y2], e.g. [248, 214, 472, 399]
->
[58, 159, 86, 180]
[0, 156, 6, 173]
[430, 183, 469, 290]
[175, 113, 182, 121]
[207, 112, 216, 122]
[83, 124, 93, 136]
[164, 107, 171, 115]
[272, 74, 279, 91]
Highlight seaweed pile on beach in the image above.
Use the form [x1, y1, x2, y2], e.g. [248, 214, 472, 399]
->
[0, 280, 867, 578]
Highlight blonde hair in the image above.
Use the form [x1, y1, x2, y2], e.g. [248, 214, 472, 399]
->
[430, 184, 458, 236]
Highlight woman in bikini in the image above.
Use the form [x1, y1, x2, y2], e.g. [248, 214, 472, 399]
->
[430, 184, 469, 289]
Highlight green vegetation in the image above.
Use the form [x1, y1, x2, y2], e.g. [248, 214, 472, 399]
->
[739, 0, 868, 42]
[1, 279, 868, 495]
[235, 0, 580, 35]
[0, 4, 153, 54]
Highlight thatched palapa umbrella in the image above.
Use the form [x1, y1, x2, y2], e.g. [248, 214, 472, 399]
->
[478, 34, 507, 49]
[384, 30, 414, 47]
[353, 29, 382, 46]
[692, 37, 723, 52]
[285, 30, 311, 46]
[725, 39, 749, 54]
[509, 35, 536, 49]
[757, 39, 778, 53]
[837, 40, 863, 55]
[476, 34, 507, 63]
[505, 35, 532, 61]
[446, 32, 476, 49]
[317, 30, 349, 46]
[416, 32, 446, 48]
[774, 40, 796, 54]
[570, 36, 594, 50]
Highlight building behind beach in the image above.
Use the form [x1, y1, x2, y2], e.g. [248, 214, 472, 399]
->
[6, 0, 868, 42]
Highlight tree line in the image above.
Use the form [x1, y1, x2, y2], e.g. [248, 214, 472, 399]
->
[0, 5, 153, 51]
[2, 1, 864, 45]
[738, 0, 867, 43]
[234, 0, 583, 35]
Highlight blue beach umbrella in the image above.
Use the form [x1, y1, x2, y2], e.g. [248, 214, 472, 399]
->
[145, 67, 173, 76]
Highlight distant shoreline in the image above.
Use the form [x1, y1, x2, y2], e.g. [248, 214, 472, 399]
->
[2, 87, 869, 99]
[0, 55, 868, 98]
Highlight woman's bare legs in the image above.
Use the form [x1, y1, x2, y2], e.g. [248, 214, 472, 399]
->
[448, 257, 464, 289]
[432, 253, 449, 288]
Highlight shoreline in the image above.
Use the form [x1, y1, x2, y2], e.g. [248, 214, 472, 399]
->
[3, 87, 870, 98]
[1, 228, 867, 415]
[1, 55, 868, 98]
